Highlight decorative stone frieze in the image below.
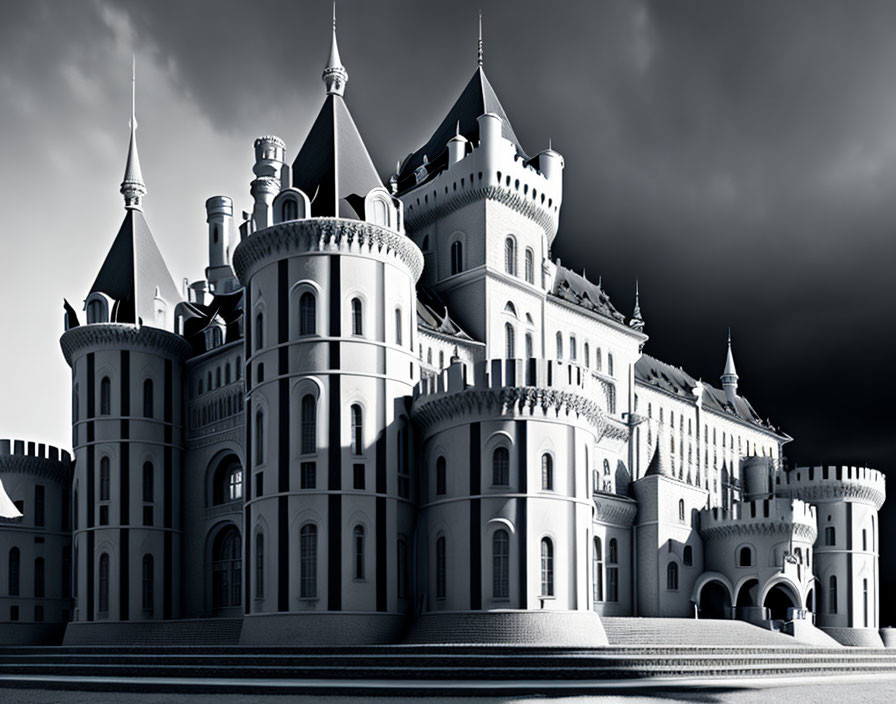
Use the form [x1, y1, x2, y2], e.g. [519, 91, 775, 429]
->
[594, 493, 638, 527]
[60, 323, 191, 365]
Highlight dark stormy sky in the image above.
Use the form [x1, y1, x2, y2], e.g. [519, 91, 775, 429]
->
[1, 1, 895, 621]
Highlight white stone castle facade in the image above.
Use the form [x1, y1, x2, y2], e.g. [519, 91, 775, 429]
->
[0, 18, 886, 647]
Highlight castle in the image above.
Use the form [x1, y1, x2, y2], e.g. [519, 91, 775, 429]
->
[0, 15, 886, 648]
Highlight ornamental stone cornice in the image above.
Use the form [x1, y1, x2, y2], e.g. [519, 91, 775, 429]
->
[412, 385, 605, 436]
[232, 218, 424, 284]
[0, 454, 72, 485]
[699, 519, 817, 542]
[60, 324, 192, 366]
[780, 482, 886, 511]
[405, 184, 559, 243]
[593, 494, 638, 527]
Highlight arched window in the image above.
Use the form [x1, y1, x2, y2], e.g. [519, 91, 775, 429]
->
[678, 499, 685, 522]
[99, 456, 110, 502]
[299, 292, 316, 336]
[450, 240, 463, 275]
[436, 456, 447, 495]
[493, 529, 509, 599]
[255, 313, 264, 351]
[300, 524, 317, 598]
[540, 538, 554, 596]
[100, 377, 111, 415]
[492, 447, 510, 486]
[99, 553, 110, 613]
[541, 454, 553, 491]
[142, 462, 153, 503]
[666, 562, 679, 590]
[435, 536, 447, 599]
[829, 575, 838, 614]
[255, 532, 265, 599]
[738, 545, 752, 567]
[556, 332, 563, 360]
[825, 526, 836, 546]
[524, 248, 534, 284]
[608, 353, 615, 377]
[227, 466, 242, 502]
[595, 348, 603, 372]
[683, 545, 693, 566]
[584, 343, 590, 368]
[525, 332, 534, 359]
[301, 395, 316, 454]
[394, 308, 402, 345]
[143, 379, 154, 418]
[351, 298, 363, 335]
[504, 323, 515, 359]
[608, 538, 618, 564]
[142, 554, 153, 613]
[504, 301, 517, 317]
[569, 336, 577, 362]
[212, 527, 241, 609]
[87, 298, 108, 324]
[8, 548, 20, 596]
[351, 404, 363, 455]
[255, 410, 264, 465]
[593, 537, 604, 602]
[504, 236, 516, 275]
[603, 459, 611, 476]
[592, 469, 599, 493]
[282, 197, 298, 221]
[353, 525, 365, 580]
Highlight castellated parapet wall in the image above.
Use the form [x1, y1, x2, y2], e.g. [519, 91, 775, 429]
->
[699, 497, 816, 542]
[412, 358, 606, 431]
[776, 465, 885, 510]
[0, 439, 72, 482]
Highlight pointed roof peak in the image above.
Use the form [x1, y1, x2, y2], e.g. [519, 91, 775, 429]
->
[629, 278, 644, 329]
[323, 3, 348, 96]
[121, 56, 146, 211]
[478, 10, 484, 67]
[645, 423, 670, 478]
[722, 328, 738, 380]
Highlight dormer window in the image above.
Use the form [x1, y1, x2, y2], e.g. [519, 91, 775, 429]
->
[85, 294, 110, 324]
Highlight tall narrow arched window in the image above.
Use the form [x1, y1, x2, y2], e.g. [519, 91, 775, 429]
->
[142, 554, 153, 613]
[524, 247, 534, 284]
[678, 499, 686, 522]
[541, 454, 553, 491]
[493, 529, 509, 599]
[255, 532, 264, 599]
[556, 332, 563, 360]
[593, 537, 603, 602]
[504, 323, 515, 359]
[283, 197, 298, 221]
[595, 348, 603, 372]
[436, 456, 447, 495]
[299, 292, 316, 335]
[584, 343, 590, 368]
[255, 410, 264, 465]
[212, 527, 241, 609]
[569, 336, 577, 362]
[142, 462, 153, 503]
[666, 562, 679, 590]
[100, 377, 111, 415]
[450, 240, 463, 275]
[525, 332, 534, 359]
[99, 456, 110, 502]
[608, 353, 615, 377]
[300, 524, 318, 598]
[394, 308, 402, 345]
[540, 538, 554, 597]
[825, 526, 836, 546]
[683, 545, 693, 566]
[603, 459, 611, 476]
[351, 298, 363, 335]
[353, 525, 365, 580]
[504, 236, 516, 275]
[143, 379, 154, 418]
[435, 536, 447, 599]
[609, 538, 618, 564]
[351, 404, 363, 455]
[492, 447, 510, 486]
[738, 545, 753, 567]
[255, 313, 264, 351]
[301, 395, 316, 454]
[99, 553, 110, 613]
[829, 575, 838, 614]
[8, 548, 20, 596]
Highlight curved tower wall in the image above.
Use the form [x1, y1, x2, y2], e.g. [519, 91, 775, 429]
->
[62, 325, 188, 623]
[233, 217, 422, 644]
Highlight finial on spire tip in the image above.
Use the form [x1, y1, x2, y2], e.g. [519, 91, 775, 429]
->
[121, 56, 146, 211]
[478, 10, 483, 67]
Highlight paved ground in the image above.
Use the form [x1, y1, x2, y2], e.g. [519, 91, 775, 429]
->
[3, 677, 896, 704]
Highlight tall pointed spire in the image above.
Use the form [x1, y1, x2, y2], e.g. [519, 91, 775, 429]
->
[477, 10, 483, 67]
[120, 56, 146, 211]
[721, 328, 739, 407]
[322, 3, 348, 96]
[629, 279, 644, 330]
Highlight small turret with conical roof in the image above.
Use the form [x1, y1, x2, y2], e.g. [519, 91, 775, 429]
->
[120, 57, 146, 211]
[720, 329, 739, 408]
[629, 280, 644, 330]
[322, 3, 348, 97]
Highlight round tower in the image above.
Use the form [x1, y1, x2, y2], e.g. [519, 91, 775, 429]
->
[206, 195, 236, 294]
[407, 358, 610, 646]
[250, 136, 285, 232]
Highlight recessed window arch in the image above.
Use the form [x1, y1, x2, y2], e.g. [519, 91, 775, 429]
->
[282, 197, 298, 222]
[667, 561, 679, 590]
[353, 525, 365, 580]
[829, 575, 838, 614]
[584, 342, 590, 368]
[350, 404, 363, 455]
[608, 353, 615, 377]
[100, 376, 111, 415]
[593, 537, 603, 602]
[504, 323, 515, 359]
[300, 523, 318, 598]
[541, 453, 553, 491]
[492, 446, 510, 486]
[351, 297, 363, 336]
[143, 378, 154, 418]
[255, 409, 265, 465]
[450, 240, 463, 275]
[493, 529, 509, 599]
[86, 296, 109, 324]
[99, 552, 110, 613]
[678, 499, 686, 522]
[824, 526, 836, 546]
[212, 527, 242, 609]
[436, 456, 447, 496]
[504, 236, 517, 276]
[608, 538, 618, 564]
[683, 545, 693, 566]
[556, 332, 563, 360]
[300, 394, 317, 455]
[525, 332, 534, 359]
[524, 247, 534, 284]
[569, 336, 577, 362]
[255, 312, 264, 351]
[99, 456, 111, 503]
[737, 545, 754, 567]
[504, 301, 517, 317]
[299, 291, 316, 336]
[435, 535, 447, 599]
[394, 307, 403, 346]
[595, 347, 603, 372]
[540, 538, 554, 596]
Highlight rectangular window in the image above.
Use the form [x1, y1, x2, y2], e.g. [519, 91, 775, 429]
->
[353, 464, 365, 490]
[34, 485, 45, 528]
[301, 462, 316, 490]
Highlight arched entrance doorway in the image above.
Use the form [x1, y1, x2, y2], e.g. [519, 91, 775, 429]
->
[806, 587, 815, 614]
[763, 583, 799, 621]
[698, 580, 731, 619]
[736, 579, 759, 611]
[212, 525, 242, 612]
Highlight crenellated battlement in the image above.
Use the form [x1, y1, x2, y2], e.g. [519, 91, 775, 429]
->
[776, 465, 885, 510]
[412, 358, 608, 432]
[0, 439, 72, 484]
[699, 496, 816, 541]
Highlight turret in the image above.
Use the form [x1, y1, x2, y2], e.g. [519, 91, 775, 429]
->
[720, 330, 739, 407]
[205, 195, 237, 294]
[536, 146, 564, 182]
[250, 136, 285, 231]
[476, 112, 503, 166]
[322, 4, 348, 96]
[447, 124, 468, 166]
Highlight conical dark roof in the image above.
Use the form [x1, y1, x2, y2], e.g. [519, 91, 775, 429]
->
[88, 209, 181, 326]
[291, 94, 385, 219]
[396, 67, 527, 192]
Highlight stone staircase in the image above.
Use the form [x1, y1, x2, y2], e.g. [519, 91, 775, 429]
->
[62, 617, 243, 646]
[602, 617, 835, 647]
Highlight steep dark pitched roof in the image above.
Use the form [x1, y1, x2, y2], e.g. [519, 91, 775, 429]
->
[396, 67, 527, 193]
[291, 94, 384, 219]
[550, 265, 626, 324]
[88, 209, 181, 326]
[634, 354, 786, 437]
